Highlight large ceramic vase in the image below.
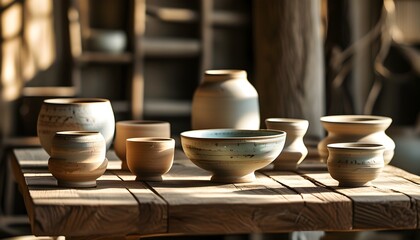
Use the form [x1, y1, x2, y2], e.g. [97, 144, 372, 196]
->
[318, 115, 395, 164]
[48, 131, 108, 188]
[265, 118, 308, 170]
[37, 98, 115, 155]
[114, 120, 171, 170]
[327, 142, 385, 187]
[192, 69, 260, 130]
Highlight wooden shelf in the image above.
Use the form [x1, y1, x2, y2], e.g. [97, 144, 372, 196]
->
[146, 6, 198, 23]
[22, 87, 77, 97]
[143, 38, 200, 58]
[144, 100, 191, 117]
[75, 52, 133, 64]
[146, 6, 248, 27]
[212, 11, 249, 27]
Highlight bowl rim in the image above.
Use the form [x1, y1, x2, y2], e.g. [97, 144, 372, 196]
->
[116, 120, 169, 126]
[180, 129, 286, 140]
[127, 137, 174, 143]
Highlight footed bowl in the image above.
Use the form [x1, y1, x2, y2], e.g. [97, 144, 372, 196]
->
[180, 129, 286, 183]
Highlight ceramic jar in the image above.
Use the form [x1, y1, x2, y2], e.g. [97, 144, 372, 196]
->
[48, 131, 108, 188]
[126, 137, 175, 181]
[327, 142, 385, 187]
[265, 118, 308, 170]
[37, 98, 115, 155]
[114, 120, 171, 170]
[191, 69, 260, 130]
[318, 115, 395, 164]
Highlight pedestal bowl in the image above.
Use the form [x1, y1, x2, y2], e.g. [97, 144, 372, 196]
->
[180, 129, 286, 183]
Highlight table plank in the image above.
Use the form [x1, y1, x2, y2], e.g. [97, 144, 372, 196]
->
[261, 170, 352, 231]
[301, 170, 417, 230]
[143, 158, 351, 235]
[11, 149, 167, 238]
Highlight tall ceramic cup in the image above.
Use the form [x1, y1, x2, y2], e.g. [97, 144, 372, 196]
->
[114, 120, 170, 170]
[265, 118, 308, 170]
[318, 115, 395, 165]
[37, 98, 115, 155]
[191, 69, 260, 130]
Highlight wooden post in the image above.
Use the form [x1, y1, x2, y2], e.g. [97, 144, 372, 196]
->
[253, 0, 325, 139]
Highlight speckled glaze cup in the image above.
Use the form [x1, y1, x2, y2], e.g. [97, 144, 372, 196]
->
[48, 131, 108, 188]
[327, 142, 385, 187]
[126, 137, 175, 181]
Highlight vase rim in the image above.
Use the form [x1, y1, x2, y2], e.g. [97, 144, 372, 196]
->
[204, 69, 247, 79]
[44, 98, 110, 105]
[320, 115, 392, 124]
[265, 118, 309, 124]
[327, 142, 385, 150]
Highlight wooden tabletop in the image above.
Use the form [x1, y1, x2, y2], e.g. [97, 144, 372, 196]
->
[11, 148, 420, 239]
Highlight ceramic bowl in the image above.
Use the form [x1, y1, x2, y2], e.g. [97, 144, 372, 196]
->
[114, 120, 170, 170]
[37, 98, 115, 155]
[327, 142, 385, 187]
[87, 29, 127, 53]
[126, 137, 175, 181]
[48, 131, 108, 188]
[180, 129, 286, 183]
[265, 118, 309, 170]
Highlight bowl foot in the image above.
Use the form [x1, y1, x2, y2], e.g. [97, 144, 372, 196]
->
[58, 180, 97, 188]
[211, 173, 256, 183]
[338, 181, 371, 187]
[136, 175, 163, 182]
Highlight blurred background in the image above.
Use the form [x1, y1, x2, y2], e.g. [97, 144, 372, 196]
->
[0, 0, 419, 238]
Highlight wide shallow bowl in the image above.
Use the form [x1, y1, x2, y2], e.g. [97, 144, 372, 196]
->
[180, 129, 286, 183]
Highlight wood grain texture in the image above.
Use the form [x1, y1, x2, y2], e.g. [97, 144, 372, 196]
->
[261, 170, 352, 231]
[301, 170, 417, 230]
[11, 148, 167, 237]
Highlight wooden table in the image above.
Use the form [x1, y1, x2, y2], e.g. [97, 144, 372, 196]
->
[11, 148, 420, 239]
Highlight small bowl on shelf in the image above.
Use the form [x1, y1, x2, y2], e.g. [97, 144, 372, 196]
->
[180, 129, 286, 183]
[327, 142, 385, 187]
[86, 29, 127, 53]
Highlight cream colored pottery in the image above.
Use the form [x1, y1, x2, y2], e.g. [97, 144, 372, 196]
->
[318, 115, 395, 164]
[265, 118, 309, 170]
[114, 120, 170, 170]
[37, 98, 115, 155]
[126, 137, 175, 181]
[48, 131, 108, 188]
[180, 129, 286, 183]
[327, 142, 385, 187]
[191, 69, 260, 130]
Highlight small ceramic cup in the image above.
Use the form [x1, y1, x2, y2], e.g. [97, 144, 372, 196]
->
[327, 142, 385, 187]
[126, 137, 175, 181]
[48, 131, 108, 188]
[265, 118, 309, 170]
[114, 120, 170, 170]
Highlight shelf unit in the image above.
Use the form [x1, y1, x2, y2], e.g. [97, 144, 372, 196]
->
[67, 0, 252, 132]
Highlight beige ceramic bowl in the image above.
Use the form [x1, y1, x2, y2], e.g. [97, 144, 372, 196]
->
[126, 137, 175, 181]
[180, 129, 286, 183]
[327, 142, 385, 187]
[114, 120, 170, 170]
